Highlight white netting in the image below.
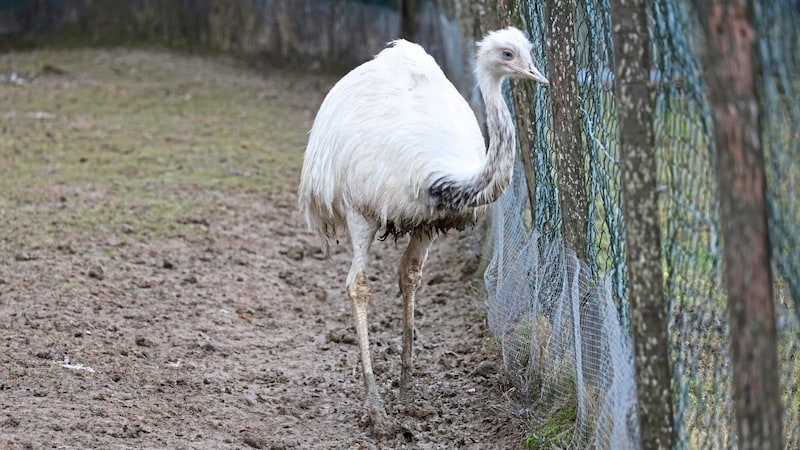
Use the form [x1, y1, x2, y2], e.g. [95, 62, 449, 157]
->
[484, 163, 638, 448]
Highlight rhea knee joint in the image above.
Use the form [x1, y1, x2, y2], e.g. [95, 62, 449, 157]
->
[349, 272, 370, 298]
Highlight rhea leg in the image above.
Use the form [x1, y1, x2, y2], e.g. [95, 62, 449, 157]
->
[345, 212, 388, 431]
[399, 231, 435, 396]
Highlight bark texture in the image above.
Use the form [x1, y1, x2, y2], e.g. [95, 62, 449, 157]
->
[695, 1, 783, 449]
[543, 0, 588, 258]
[609, 0, 675, 448]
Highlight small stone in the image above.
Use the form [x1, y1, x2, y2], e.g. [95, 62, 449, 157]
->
[278, 271, 302, 287]
[135, 279, 152, 289]
[120, 423, 147, 438]
[427, 273, 447, 285]
[88, 265, 104, 280]
[327, 329, 356, 345]
[135, 336, 154, 347]
[14, 253, 35, 262]
[469, 360, 496, 378]
[179, 216, 209, 226]
[199, 339, 232, 356]
[57, 244, 75, 254]
[241, 433, 269, 449]
[279, 246, 304, 261]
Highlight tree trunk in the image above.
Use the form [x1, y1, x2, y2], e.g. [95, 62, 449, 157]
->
[695, 1, 783, 449]
[543, 0, 587, 258]
[465, 0, 499, 41]
[400, 0, 417, 41]
[609, 0, 675, 448]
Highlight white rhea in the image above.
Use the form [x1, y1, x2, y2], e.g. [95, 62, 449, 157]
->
[298, 27, 548, 435]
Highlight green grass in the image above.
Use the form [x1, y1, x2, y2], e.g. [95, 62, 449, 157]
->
[0, 48, 321, 245]
[523, 393, 578, 449]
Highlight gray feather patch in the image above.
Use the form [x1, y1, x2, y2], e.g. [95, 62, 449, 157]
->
[428, 177, 483, 210]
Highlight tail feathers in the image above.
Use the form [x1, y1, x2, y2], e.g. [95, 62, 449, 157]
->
[428, 176, 485, 210]
[300, 197, 342, 257]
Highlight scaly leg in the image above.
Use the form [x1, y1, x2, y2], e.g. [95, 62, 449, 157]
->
[345, 212, 391, 435]
[398, 230, 435, 397]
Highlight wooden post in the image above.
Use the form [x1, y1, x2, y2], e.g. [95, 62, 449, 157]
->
[695, 1, 783, 448]
[609, 0, 675, 447]
[543, 0, 588, 258]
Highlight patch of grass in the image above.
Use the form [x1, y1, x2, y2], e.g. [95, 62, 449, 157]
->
[0, 48, 326, 245]
[523, 399, 577, 450]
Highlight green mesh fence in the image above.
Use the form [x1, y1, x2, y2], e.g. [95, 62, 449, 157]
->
[484, 0, 800, 447]
[649, 1, 731, 446]
[513, 0, 628, 320]
[756, 0, 800, 447]
[514, 2, 560, 240]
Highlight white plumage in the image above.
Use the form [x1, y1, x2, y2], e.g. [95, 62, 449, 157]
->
[298, 27, 547, 436]
[300, 39, 485, 245]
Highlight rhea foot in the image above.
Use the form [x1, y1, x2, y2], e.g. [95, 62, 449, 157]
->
[363, 394, 394, 438]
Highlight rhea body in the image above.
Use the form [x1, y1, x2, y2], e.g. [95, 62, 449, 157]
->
[298, 27, 548, 433]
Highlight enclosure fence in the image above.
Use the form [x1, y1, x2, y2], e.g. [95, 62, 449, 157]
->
[756, 0, 800, 447]
[483, 0, 800, 447]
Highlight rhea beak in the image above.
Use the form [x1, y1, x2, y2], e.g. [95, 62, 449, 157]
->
[508, 61, 549, 84]
[527, 63, 549, 85]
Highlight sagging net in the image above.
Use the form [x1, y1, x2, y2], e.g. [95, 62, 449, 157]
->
[483, 0, 800, 447]
[485, 164, 638, 448]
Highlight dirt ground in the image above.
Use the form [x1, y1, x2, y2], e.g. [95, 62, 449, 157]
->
[0, 49, 526, 449]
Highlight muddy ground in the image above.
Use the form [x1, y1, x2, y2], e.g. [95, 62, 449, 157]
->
[0, 49, 526, 448]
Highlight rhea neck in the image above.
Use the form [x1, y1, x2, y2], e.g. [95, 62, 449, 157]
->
[473, 70, 516, 206]
[426, 68, 517, 211]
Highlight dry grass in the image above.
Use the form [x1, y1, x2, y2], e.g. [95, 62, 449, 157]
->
[0, 48, 333, 245]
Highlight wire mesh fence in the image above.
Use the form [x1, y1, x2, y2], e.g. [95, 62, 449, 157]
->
[649, 1, 732, 447]
[484, 164, 638, 448]
[483, 0, 800, 447]
[756, 0, 800, 446]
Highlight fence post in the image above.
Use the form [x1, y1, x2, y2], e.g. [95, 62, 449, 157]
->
[609, 0, 675, 447]
[695, 1, 783, 448]
[543, 0, 588, 258]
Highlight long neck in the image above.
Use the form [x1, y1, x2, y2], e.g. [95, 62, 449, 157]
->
[427, 74, 516, 210]
[473, 76, 516, 206]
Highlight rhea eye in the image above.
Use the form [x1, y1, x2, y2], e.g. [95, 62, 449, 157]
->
[502, 50, 514, 61]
